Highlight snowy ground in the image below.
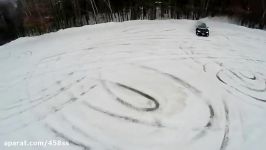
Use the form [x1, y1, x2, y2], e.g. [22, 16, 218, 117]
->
[0, 19, 266, 150]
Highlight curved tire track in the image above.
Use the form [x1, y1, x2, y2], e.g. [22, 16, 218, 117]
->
[101, 80, 159, 112]
[216, 69, 266, 102]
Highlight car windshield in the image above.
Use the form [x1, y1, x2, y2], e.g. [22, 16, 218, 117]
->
[198, 23, 207, 28]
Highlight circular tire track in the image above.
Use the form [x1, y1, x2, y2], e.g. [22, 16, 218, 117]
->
[67, 64, 233, 150]
[101, 80, 159, 112]
[216, 69, 266, 102]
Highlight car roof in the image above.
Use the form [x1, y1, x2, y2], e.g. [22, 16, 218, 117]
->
[197, 23, 207, 28]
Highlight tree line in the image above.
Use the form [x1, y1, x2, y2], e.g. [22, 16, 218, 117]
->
[0, 0, 265, 44]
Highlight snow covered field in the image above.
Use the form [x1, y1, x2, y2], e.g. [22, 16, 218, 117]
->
[0, 19, 266, 150]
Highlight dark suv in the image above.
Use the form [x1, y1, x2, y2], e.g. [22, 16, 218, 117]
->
[196, 23, 209, 37]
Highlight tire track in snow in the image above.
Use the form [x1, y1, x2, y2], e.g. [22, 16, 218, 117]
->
[1, 20, 266, 150]
[82, 101, 163, 128]
[216, 69, 266, 102]
[0, 76, 85, 121]
[130, 65, 215, 128]
[205, 104, 215, 128]
[136, 65, 233, 147]
[78, 65, 215, 132]
[0, 77, 96, 135]
[239, 72, 256, 80]
[101, 80, 159, 112]
[220, 102, 230, 150]
[191, 104, 216, 141]
[46, 125, 91, 150]
[138, 65, 201, 94]
[0, 72, 87, 112]
[45, 113, 118, 150]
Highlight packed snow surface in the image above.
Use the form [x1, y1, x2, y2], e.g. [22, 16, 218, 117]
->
[0, 19, 266, 150]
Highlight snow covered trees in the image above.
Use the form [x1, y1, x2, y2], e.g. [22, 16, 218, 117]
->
[19, 0, 266, 32]
[0, 0, 266, 44]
